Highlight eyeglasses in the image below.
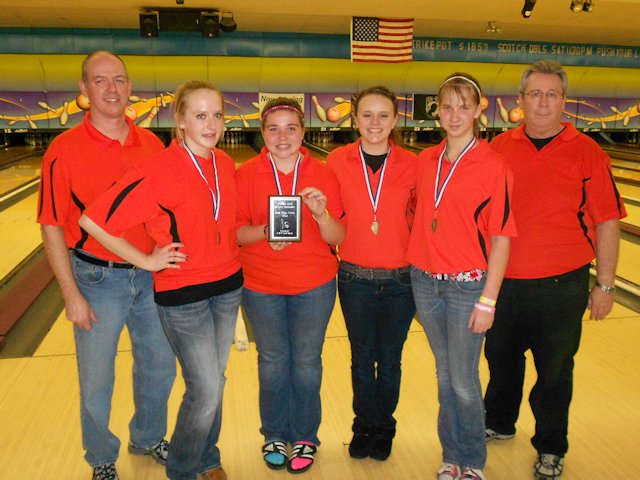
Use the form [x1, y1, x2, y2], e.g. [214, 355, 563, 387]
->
[522, 90, 565, 102]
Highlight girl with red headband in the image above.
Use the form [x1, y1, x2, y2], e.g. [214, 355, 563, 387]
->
[235, 97, 345, 474]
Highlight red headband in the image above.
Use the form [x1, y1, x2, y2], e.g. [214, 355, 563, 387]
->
[261, 104, 304, 120]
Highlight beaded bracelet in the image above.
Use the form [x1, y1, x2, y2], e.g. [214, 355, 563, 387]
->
[314, 209, 330, 225]
[479, 296, 497, 307]
[474, 302, 496, 314]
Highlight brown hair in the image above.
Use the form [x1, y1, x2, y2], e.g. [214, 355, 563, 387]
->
[352, 85, 403, 146]
[519, 60, 568, 95]
[260, 97, 305, 129]
[437, 72, 483, 138]
[172, 80, 225, 142]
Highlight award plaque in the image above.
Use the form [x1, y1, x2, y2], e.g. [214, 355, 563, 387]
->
[268, 195, 302, 242]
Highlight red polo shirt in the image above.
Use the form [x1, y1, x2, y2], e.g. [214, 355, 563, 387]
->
[407, 139, 517, 273]
[491, 123, 626, 279]
[84, 140, 241, 294]
[37, 114, 164, 261]
[327, 139, 417, 269]
[236, 147, 342, 295]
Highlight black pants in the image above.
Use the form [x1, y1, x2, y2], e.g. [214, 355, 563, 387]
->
[484, 265, 590, 457]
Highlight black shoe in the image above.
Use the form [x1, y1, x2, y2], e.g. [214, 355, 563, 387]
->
[369, 427, 395, 462]
[348, 425, 372, 459]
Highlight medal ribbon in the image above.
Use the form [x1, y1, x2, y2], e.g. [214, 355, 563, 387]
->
[434, 137, 477, 212]
[359, 144, 391, 217]
[268, 152, 302, 195]
[183, 141, 220, 221]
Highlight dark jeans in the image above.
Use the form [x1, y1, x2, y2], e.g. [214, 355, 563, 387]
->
[337, 265, 416, 431]
[484, 265, 590, 457]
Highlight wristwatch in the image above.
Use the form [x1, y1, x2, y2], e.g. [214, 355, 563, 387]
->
[595, 281, 617, 294]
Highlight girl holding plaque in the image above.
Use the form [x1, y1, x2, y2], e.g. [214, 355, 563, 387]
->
[326, 86, 417, 462]
[235, 97, 345, 474]
[79, 80, 242, 480]
[406, 73, 516, 480]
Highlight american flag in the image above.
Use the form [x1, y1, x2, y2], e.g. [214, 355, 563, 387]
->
[351, 17, 414, 63]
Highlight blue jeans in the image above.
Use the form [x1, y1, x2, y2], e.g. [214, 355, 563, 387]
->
[157, 287, 242, 480]
[71, 253, 176, 468]
[337, 266, 416, 432]
[241, 279, 335, 446]
[411, 266, 487, 470]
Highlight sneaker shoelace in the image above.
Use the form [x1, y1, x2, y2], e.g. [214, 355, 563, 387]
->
[151, 439, 169, 461]
[461, 467, 485, 480]
[94, 464, 117, 480]
[537, 454, 563, 475]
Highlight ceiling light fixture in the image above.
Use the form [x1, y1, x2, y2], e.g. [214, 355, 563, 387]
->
[486, 21, 501, 34]
[570, 0, 584, 12]
[219, 12, 237, 33]
[583, 0, 595, 12]
[522, 0, 536, 18]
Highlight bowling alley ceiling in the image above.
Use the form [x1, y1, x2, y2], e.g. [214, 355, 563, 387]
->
[1, 0, 640, 47]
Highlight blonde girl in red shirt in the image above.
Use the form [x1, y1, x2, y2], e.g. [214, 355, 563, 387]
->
[407, 73, 516, 480]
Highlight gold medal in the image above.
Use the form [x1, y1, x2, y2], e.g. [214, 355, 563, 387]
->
[431, 217, 437, 233]
[371, 221, 379, 235]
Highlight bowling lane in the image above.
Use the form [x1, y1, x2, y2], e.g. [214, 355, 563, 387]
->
[611, 158, 640, 172]
[0, 146, 41, 165]
[0, 156, 43, 196]
[218, 144, 258, 167]
[0, 192, 41, 280]
[613, 167, 640, 183]
[617, 237, 640, 286]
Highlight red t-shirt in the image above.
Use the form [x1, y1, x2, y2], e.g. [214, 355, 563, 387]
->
[407, 139, 517, 273]
[235, 147, 342, 295]
[37, 114, 164, 261]
[326, 139, 417, 269]
[491, 123, 626, 279]
[84, 140, 241, 293]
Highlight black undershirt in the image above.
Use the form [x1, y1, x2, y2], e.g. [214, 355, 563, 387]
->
[362, 151, 388, 173]
[526, 127, 565, 151]
[155, 268, 244, 307]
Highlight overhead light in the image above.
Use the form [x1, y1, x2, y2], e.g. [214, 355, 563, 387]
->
[219, 12, 236, 33]
[486, 21, 501, 34]
[583, 0, 595, 12]
[522, 0, 536, 18]
[570, 0, 584, 11]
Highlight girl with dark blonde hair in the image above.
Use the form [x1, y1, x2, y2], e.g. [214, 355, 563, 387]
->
[80, 80, 241, 480]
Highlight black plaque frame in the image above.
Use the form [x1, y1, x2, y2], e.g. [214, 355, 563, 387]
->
[268, 195, 302, 242]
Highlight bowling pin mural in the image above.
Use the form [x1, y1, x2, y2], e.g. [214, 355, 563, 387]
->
[338, 116, 352, 128]
[479, 113, 488, 128]
[311, 95, 327, 122]
[38, 101, 56, 113]
[137, 105, 158, 128]
[26, 115, 38, 129]
[240, 114, 250, 128]
[496, 98, 509, 123]
[59, 101, 69, 126]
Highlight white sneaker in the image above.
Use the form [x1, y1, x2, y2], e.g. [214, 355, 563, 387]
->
[461, 467, 488, 480]
[485, 427, 515, 442]
[437, 463, 461, 480]
[534, 454, 564, 479]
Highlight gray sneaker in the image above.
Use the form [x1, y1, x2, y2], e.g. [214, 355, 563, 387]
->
[534, 454, 564, 479]
[128, 438, 169, 465]
[93, 464, 119, 480]
[485, 428, 515, 442]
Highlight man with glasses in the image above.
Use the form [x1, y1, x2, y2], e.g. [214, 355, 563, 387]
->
[483, 60, 625, 479]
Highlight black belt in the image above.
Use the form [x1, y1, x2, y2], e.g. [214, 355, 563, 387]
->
[72, 250, 137, 269]
[339, 261, 409, 280]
